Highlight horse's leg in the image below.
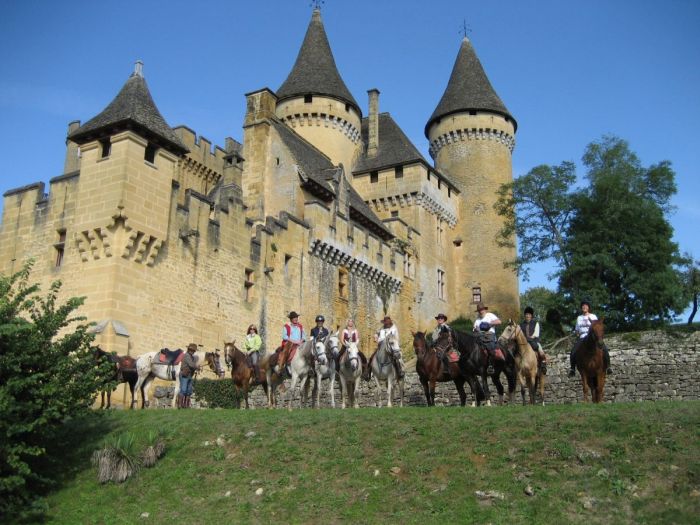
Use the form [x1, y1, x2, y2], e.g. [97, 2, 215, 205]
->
[492, 373, 505, 405]
[398, 378, 404, 408]
[353, 375, 361, 409]
[387, 375, 393, 408]
[454, 378, 467, 407]
[429, 378, 437, 407]
[580, 372, 590, 403]
[142, 376, 155, 408]
[133, 373, 146, 409]
[374, 376, 381, 407]
[481, 374, 491, 406]
[598, 371, 606, 403]
[538, 372, 546, 406]
[287, 373, 298, 411]
[519, 372, 527, 406]
[330, 372, 336, 409]
[340, 376, 347, 409]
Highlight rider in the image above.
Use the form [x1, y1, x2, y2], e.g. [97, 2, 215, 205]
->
[568, 300, 612, 377]
[473, 302, 502, 375]
[432, 313, 456, 370]
[310, 315, 329, 341]
[280, 311, 306, 375]
[243, 324, 263, 384]
[365, 315, 404, 380]
[521, 306, 547, 374]
[178, 343, 200, 409]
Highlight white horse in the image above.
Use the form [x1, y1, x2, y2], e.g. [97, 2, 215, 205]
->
[133, 349, 224, 408]
[370, 333, 404, 407]
[311, 333, 338, 408]
[338, 340, 362, 409]
[275, 340, 314, 410]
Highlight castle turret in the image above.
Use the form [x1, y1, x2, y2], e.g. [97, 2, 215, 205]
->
[426, 37, 518, 320]
[275, 8, 362, 171]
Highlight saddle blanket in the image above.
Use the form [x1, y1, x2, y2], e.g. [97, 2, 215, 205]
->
[447, 350, 460, 363]
[157, 349, 185, 365]
[480, 347, 505, 362]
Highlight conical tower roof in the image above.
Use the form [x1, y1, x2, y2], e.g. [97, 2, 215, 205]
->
[69, 62, 188, 155]
[425, 37, 516, 137]
[277, 9, 361, 116]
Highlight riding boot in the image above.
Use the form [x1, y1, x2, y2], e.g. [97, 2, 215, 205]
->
[486, 350, 495, 375]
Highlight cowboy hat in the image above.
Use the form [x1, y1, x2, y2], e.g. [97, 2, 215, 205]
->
[187, 343, 197, 352]
[288, 311, 300, 319]
[475, 302, 488, 312]
[435, 313, 447, 320]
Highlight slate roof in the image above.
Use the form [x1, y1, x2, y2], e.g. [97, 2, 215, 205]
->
[354, 113, 459, 193]
[425, 37, 515, 137]
[272, 120, 392, 240]
[277, 9, 361, 116]
[69, 64, 188, 155]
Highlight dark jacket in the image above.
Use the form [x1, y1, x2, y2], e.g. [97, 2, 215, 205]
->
[180, 352, 198, 377]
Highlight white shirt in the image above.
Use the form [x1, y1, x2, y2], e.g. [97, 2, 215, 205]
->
[376, 324, 399, 343]
[474, 312, 499, 334]
[576, 313, 598, 339]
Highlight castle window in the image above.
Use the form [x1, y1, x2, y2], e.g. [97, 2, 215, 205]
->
[304, 94, 313, 103]
[284, 254, 292, 279]
[437, 269, 446, 300]
[472, 286, 482, 304]
[404, 253, 413, 279]
[244, 269, 254, 302]
[395, 166, 403, 179]
[437, 179, 442, 190]
[276, 157, 280, 166]
[345, 103, 350, 112]
[144, 143, 157, 164]
[427, 171, 431, 181]
[54, 229, 66, 268]
[99, 139, 111, 158]
[469, 110, 477, 116]
[448, 187, 451, 198]
[391, 211, 398, 218]
[436, 219, 444, 247]
[338, 268, 348, 299]
[370, 171, 378, 183]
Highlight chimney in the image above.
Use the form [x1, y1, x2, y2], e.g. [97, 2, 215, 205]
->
[367, 89, 380, 158]
[63, 120, 81, 174]
[133, 59, 144, 77]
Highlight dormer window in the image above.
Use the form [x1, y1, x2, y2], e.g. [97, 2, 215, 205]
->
[304, 94, 313, 103]
[370, 171, 378, 183]
[395, 166, 403, 179]
[144, 143, 157, 164]
[345, 103, 350, 112]
[99, 139, 111, 158]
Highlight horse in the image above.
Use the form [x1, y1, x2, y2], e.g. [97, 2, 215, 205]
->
[500, 321, 545, 405]
[93, 347, 140, 409]
[574, 320, 607, 403]
[454, 329, 516, 406]
[412, 330, 482, 407]
[370, 332, 404, 407]
[133, 349, 225, 408]
[337, 340, 362, 409]
[223, 341, 270, 409]
[310, 333, 338, 409]
[275, 339, 314, 410]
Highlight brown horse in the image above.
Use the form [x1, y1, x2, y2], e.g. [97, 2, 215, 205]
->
[412, 330, 482, 407]
[93, 347, 140, 409]
[224, 341, 275, 409]
[574, 320, 607, 403]
[500, 321, 545, 405]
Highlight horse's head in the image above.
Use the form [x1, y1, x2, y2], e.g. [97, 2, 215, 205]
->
[223, 341, 237, 367]
[345, 341, 360, 372]
[313, 338, 327, 366]
[590, 320, 605, 348]
[205, 351, 226, 378]
[387, 332, 401, 355]
[326, 332, 340, 356]
[412, 331, 428, 356]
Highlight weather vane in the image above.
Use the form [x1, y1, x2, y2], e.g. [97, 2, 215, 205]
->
[460, 19, 472, 38]
[310, 0, 325, 9]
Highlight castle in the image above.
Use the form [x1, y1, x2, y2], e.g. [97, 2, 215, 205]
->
[0, 9, 518, 363]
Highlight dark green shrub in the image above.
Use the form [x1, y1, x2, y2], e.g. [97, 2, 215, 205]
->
[194, 378, 243, 409]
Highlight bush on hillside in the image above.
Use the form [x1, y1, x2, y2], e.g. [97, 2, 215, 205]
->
[195, 378, 243, 408]
[0, 261, 114, 522]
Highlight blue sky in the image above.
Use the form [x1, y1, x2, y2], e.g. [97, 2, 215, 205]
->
[1, 0, 698, 317]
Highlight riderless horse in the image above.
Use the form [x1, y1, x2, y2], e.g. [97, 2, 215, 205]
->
[338, 339, 362, 409]
[500, 321, 545, 405]
[412, 330, 483, 407]
[93, 347, 140, 409]
[133, 348, 225, 408]
[310, 333, 338, 409]
[574, 319, 607, 403]
[370, 332, 404, 407]
[224, 341, 270, 409]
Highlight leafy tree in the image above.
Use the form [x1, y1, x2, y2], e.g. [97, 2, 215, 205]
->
[495, 162, 576, 279]
[0, 262, 113, 521]
[559, 136, 685, 330]
[679, 254, 700, 324]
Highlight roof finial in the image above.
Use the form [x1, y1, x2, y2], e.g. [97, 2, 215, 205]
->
[134, 60, 143, 78]
[310, 0, 324, 11]
[459, 19, 472, 41]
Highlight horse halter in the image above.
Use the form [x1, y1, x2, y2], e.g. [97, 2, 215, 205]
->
[313, 339, 327, 365]
[209, 352, 225, 377]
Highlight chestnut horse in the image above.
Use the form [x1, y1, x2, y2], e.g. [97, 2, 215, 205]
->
[412, 331, 483, 407]
[574, 320, 607, 403]
[500, 321, 545, 405]
[93, 347, 140, 409]
[223, 341, 271, 409]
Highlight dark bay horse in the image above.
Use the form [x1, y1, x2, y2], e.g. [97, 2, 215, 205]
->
[453, 330, 516, 406]
[93, 347, 139, 409]
[224, 341, 271, 409]
[574, 320, 607, 403]
[412, 331, 483, 406]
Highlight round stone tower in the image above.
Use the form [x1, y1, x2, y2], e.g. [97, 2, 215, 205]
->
[425, 37, 519, 320]
[276, 9, 362, 171]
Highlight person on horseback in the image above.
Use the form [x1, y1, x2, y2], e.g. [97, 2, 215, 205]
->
[521, 306, 547, 374]
[432, 313, 456, 370]
[342, 318, 367, 376]
[178, 343, 201, 409]
[568, 300, 612, 377]
[280, 311, 305, 376]
[244, 324, 263, 384]
[473, 302, 502, 375]
[365, 315, 404, 380]
[310, 315, 329, 342]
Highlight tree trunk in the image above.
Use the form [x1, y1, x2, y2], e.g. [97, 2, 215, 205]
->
[688, 292, 698, 325]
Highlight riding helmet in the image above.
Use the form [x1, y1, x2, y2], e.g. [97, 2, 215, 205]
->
[524, 306, 534, 316]
[580, 300, 591, 308]
[315, 315, 325, 323]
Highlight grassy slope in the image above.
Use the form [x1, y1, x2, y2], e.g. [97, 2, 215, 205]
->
[44, 403, 699, 525]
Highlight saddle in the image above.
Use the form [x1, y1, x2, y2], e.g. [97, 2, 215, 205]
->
[157, 348, 185, 366]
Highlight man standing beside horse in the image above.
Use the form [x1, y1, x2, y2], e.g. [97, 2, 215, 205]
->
[177, 343, 201, 409]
